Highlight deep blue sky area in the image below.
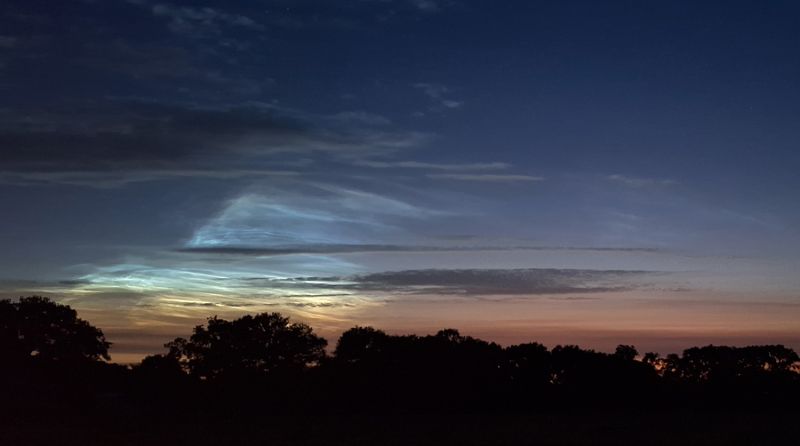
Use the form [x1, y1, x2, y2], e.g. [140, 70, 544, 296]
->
[1, 0, 799, 361]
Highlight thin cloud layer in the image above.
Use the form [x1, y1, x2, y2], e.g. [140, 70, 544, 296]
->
[607, 174, 678, 188]
[0, 100, 429, 185]
[428, 174, 545, 182]
[149, 3, 264, 35]
[178, 244, 663, 257]
[414, 82, 464, 112]
[269, 268, 657, 296]
[354, 160, 511, 171]
[186, 185, 446, 249]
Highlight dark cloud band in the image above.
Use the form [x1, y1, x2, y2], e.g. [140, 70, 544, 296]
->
[253, 267, 658, 296]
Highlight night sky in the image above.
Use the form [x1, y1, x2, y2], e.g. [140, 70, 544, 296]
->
[2, 0, 800, 362]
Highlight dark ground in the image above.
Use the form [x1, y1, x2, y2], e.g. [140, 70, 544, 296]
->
[2, 409, 797, 445]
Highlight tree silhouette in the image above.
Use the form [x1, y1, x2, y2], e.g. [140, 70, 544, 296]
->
[504, 342, 551, 386]
[0, 296, 110, 363]
[3, 298, 799, 421]
[738, 345, 799, 375]
[677, 344, 800, 384]
[614, 344, 639, 361]
[165, 312, 327, 380]
[135, 352, 185, 380]
[334, 326, 391, 364]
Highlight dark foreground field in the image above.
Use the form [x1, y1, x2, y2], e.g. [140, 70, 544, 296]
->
[2, 409, 797, 446]
[4, 299, 799, 445]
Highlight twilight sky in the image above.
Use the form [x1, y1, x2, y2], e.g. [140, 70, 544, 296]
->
[2, 0, 800, 362]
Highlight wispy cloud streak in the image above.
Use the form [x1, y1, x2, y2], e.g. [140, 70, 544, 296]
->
[428, 173, 544, 182]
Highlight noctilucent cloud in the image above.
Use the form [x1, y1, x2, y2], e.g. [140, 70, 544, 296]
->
[2, 0, 799, 362]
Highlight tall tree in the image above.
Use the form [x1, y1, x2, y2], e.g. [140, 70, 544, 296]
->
[166, 312, 327, 379]
[0, 296, 110, 363]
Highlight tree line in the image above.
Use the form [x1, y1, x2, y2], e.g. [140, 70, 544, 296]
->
[2, 296, 799, 415]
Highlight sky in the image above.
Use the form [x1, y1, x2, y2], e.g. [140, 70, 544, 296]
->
[2, 0, 800, 363]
